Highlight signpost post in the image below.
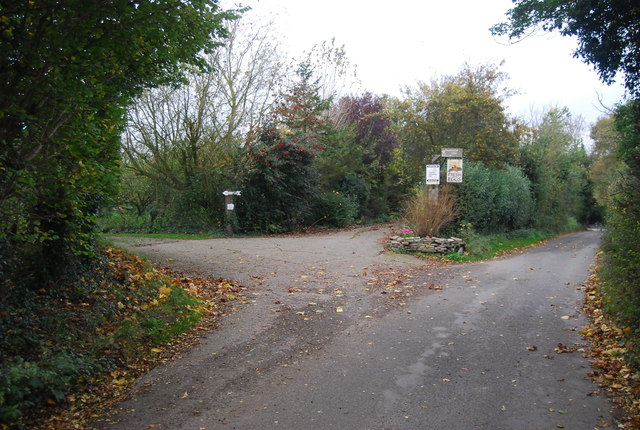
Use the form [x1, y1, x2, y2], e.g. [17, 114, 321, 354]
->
[222, 190, 241, 235]
[426, 148, 463, 201]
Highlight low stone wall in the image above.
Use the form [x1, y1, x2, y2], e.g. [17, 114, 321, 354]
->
[389, 235, 465, 255]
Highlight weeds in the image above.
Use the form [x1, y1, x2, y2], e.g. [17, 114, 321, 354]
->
[402, 186, 457, 237]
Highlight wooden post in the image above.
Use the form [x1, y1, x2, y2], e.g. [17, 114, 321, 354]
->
[428, 185, 439, 201]
[222, 191, 241, 235]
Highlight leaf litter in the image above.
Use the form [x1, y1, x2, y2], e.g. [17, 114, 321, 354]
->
[581, 265, 640, 429]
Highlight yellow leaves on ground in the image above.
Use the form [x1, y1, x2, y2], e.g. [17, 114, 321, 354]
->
[581, 267, 640, 428]
[158, 285, 172, 299]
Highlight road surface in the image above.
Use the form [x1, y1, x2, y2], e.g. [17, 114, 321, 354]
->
[93, 226, 614, 429]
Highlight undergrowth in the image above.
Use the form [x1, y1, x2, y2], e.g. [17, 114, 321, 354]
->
[0, 246, 244, 428]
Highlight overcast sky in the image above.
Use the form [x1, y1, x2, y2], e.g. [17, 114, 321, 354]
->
[224, 0, 626, 134]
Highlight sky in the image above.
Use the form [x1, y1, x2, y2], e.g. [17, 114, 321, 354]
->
[223, 0, 627, 137]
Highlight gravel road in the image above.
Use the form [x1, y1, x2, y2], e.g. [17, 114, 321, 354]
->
[92, 226, 615, 429]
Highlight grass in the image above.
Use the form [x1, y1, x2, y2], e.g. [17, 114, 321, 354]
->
[102, 232, 224, 240]
[389, 228, 555, 263]
[444, 229, 555, 262]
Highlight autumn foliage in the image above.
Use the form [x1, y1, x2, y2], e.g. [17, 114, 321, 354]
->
[0, 247, 245, 428]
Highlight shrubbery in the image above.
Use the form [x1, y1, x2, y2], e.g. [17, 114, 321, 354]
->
[307, 191, 358, 228]
[455, 162, 533, 234]
[599, 101, 640, 364]
[0, 248, 209, 427]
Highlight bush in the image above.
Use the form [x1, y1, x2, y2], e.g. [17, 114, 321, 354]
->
[456, 162, 534, 233]
[598, 100, 640, 365]
[307, 191, 358, 228]
[239, 126, 319, 233]
[402, 186, 457, 236]
[0, 353, 97, 424]
[600, 170, 640, 363]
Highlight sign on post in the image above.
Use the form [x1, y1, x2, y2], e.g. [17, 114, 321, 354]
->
[222, 190, 241, 235]
[446, 159, 463, 183]
[441, 148, 463, 158]
[426, 164, 440, 185]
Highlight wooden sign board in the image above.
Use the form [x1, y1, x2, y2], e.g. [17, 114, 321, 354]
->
[441, 148, 463, 158]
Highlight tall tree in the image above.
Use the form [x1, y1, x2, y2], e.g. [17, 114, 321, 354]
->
[319, 93, 398, 217]
[389, 62, 523, 183]
[491, 0, 640, 97]
[520, 107, 591, 230]
[0, 0, 237, 283]
[588, 115, 624, 207]
[238, 62, 330, 232]
[121, 17, 283, 228]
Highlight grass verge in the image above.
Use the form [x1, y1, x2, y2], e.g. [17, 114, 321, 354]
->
[442, 229, 555, 262]
[581, 260, 640, 428]
[102, 232, 224, 240]
[0, 247, 245, 429]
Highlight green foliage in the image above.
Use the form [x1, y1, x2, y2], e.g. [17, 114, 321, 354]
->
[0, 247, 207, 426]
[318, 93, 399, 220]
[448, 227, 553, 262]
[307, 191, 358, 228]
[455, 162, 534, 233]
[520, 108, 591, 231]
[238, 63, 332, 233]
[600, 173, 640, 360]
[492, 0, 640, 97]
[239, 127, 319, 233]
[589, 115, 625, 212]
[0, 353, 97, 424]
[389, 62, 523, 183]
[0, 0, 238, 290]
[599, 100, 640, 364]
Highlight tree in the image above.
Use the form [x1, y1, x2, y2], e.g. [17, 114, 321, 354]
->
[389, 62, 523, 184]
[121, 17, 283, 229]
[318, 93, 399, 217]
[589, 115, 625, 207]
[492, 0, 640, 359]
[0, 0, 237, 283]
[238, 62, 330, 233]
[599, 100, 640, 363]
[520, 107, 591, 230]
[491, 0, 640, 97]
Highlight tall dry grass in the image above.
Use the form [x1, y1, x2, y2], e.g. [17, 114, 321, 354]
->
[402, 186, 457, 237]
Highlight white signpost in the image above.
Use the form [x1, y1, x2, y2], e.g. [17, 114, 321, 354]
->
[222, 190, 241, 234]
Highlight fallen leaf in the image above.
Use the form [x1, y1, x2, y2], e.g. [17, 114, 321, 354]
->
[526, 345, 538, 351]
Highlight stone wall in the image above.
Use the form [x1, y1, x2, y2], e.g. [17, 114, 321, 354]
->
[389, 235, 465, 255]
